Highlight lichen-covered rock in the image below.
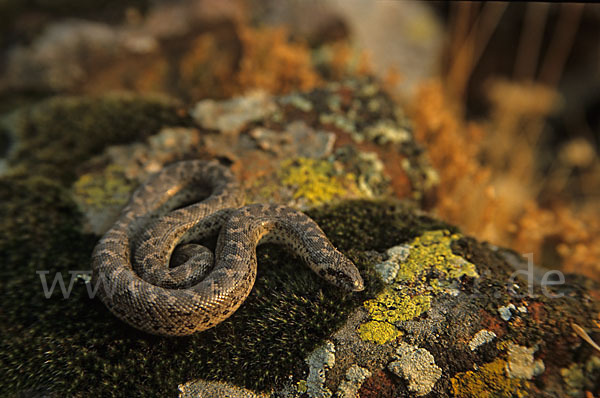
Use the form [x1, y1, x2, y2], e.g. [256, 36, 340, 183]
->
[1, 78, 598, 398]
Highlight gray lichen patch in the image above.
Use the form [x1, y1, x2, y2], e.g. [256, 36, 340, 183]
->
[304, 341, 336, 398]
[468, 329, 497, 351]
[335, 364, 371, 398]
[498, 303, 516, 321]
[374, 244, 411, 284]
[279, 93, 314, 112]
[506, 342, 545, 380]
[191, 91, 277, 135]
[249, 121, 335, 160]
[387, 342, 442, 396]
[359, 120, 411, 145]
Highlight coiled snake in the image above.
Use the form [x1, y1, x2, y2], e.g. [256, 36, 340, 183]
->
[91, 160, 364, 336]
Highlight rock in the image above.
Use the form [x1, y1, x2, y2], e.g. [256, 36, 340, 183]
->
[1, 78, 598, 398]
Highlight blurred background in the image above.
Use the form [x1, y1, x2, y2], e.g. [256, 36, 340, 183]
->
[1, 0, 598, 281]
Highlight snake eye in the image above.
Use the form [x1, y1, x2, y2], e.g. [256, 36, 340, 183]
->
[329, 254, 364, 292]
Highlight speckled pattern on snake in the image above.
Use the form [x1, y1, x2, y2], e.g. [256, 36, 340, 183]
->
[91, 160, 364, 336]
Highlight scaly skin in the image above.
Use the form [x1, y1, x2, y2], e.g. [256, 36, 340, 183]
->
[91, 160, 364, 336]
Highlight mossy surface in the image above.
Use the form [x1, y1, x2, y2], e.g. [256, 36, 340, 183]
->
[560, 355, 600, 397]
[0, 184, 449, 396]
[4, 94, 191, 184]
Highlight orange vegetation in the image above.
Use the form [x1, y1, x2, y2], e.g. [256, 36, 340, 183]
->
[235, 25, 320, 94]
[412, 80, 600, 281]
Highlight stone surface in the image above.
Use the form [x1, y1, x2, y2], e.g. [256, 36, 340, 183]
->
[1, 75, 598, 398]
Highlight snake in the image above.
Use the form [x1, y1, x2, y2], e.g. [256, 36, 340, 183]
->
[91, 160, 364, 336]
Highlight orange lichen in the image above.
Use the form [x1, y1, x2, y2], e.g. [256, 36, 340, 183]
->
[451, 358, 530, 398]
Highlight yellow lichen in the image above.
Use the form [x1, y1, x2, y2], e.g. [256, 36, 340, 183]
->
[358, 320, 401, 345]
[451, 358, 530, 398]
[358, 289, 430, 344]
[73, 164, 135, 209]
[296, 380, 308, 393]
[396, 229, 478, 284]
[363, 289, 431, 324]
[360, 230, 478, 344]
[279, 158, 357, 205]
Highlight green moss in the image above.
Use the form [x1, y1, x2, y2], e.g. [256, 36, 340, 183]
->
[278, 157, 357, 205]
[1, 192, 450, 395]
[5, 93, 190, 184]
[451, 359, 531, 398]
[306, 200, 456, 254]
[358, 321, 401, 345]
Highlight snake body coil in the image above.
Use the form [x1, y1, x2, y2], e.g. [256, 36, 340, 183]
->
[91, 160, 364, 336]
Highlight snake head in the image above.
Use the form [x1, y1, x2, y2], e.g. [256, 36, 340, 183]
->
[317, 251, 365, 292]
